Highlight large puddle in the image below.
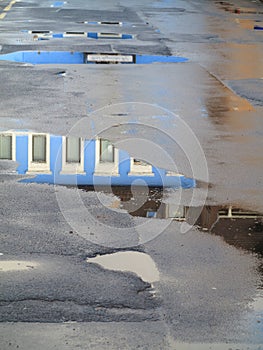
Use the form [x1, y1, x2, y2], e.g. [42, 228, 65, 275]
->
[0, 130, 195, 188]
[82, 186, 263, 255]
[0, 129, 262, 254]
[87, 251, 159, 283]
[0, 51, 188, 64]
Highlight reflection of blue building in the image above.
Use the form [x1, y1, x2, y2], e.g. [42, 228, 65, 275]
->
[0, 51, 188, 65]
[0, 130, 195, 188]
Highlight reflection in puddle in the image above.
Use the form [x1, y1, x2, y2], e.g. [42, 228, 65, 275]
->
[0, 260, 39, 272]
[81, 186, 263, 256]
[80, 186, 165, 218]
[235, 18, 263, 31]
[216, 1, 263, 14]
[0, 51, 188, 64]
[0, 129, 262, 255]
[87, 251, 159, 283]
[0, 129, 262, 256]
[23, 30, 134, 40]
[198, 206, 263, 255]
[0, 130, 195, 188]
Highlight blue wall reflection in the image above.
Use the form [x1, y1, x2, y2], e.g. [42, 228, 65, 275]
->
[0, 131, 195, 188]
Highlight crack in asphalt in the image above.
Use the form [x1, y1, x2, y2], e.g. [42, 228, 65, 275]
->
[0, 298, 158, 311]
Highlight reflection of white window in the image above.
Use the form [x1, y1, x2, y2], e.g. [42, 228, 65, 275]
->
[128, 158, 154, 176]
[94, 139, 119, 176]
[27, 133, 51, 173]
[66, 137, 80, 163]
[100, 139, 114, 163]
[32, 135, 46, 162]
[60, 136, 85, 174]
[0, 133, 15, 160]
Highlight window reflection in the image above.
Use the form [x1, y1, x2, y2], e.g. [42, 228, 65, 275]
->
[100, 139, 114, 163]
[66, 137, 81, 163]
[0, 134, 12, 160]
[32, 135, 46, 162]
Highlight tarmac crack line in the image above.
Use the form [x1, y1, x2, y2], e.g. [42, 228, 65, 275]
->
[0, 298, 156, 311]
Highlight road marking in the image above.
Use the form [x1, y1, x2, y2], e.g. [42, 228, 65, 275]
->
[4, 0, 16, 12]
[0, 0, 16, 20]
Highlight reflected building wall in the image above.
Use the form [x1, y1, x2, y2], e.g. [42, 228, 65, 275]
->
[0, 130, 195, 188]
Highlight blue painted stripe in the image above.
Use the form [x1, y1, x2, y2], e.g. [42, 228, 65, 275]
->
[254, 25, 263, 30]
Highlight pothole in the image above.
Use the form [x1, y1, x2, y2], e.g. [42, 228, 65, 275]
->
[87, 251, 160, 283]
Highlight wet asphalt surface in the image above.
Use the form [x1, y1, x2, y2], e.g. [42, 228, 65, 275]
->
[0, 0, 263, 349]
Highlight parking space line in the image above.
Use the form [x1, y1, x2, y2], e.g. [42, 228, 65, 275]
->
[4, 0, 16, 12]
[0, 0, 16, 20]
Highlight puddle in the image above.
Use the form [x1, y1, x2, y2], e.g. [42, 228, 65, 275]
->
[23, 30, 134, 40]
[82, 186, 263, 255]
[87, 32, 133, 39]
[196, 206, 263, 255]
[0, 130, 195, 188]
[76, 21, 123, 26]
[76, 21, 145, 28]
[235, 19, 263, 31]
[0, 260, 39, 272]
[1, 130, 262, 255]
[51, 1, 66, 8]
[87, 251, 160, 283]
[0, 51, 188, 64]
[216, 1, 263, 14]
